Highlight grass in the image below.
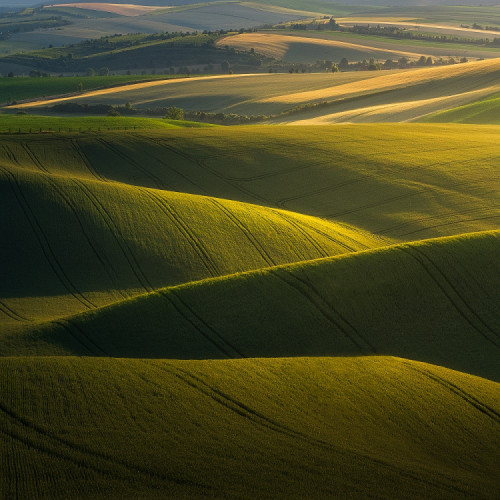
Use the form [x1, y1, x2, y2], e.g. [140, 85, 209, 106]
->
[1, 356, 499, 499]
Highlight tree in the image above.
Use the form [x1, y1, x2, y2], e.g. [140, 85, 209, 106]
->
[77, 82, 83, 91]
[99, 67, 109, 76]
[7, 72, 14, 78]
[165, 106, 184, 120]
[339, 57, 349, 70]
[86, 67, 95, 76]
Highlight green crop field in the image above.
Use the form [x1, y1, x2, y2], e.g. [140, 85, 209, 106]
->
[422, 93, 500, 124]
[1, 115, 499, 495]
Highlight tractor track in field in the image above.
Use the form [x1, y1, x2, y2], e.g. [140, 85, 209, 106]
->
[147, 362, 470, 497]
[96, 138, 168, 190]
[60, 318, 110, 357]
[0, 166, 95, 310]
[12, 147, 125, 295]
[396, 213, 500, 238]
[162, 291, 244, 359]
[401, 362, 500, 424]
[72, 179, 153, 293]
[141, 137, 210, 195]
[52, 320, 100, 356]
[0, 300, 31, 323]
[71, 139, 106, 182]
[269, 268, 375, 354]
[138, 188, 220, 278]
[399, 246, 500, 348]
[209, 199, 276, 267]
[0, 402, 209, 490]
[377, 205, 500, 236]
[270, 210, 329, 259]
[157, 140, 270, 204]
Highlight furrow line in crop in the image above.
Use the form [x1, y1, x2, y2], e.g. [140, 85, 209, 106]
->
[401, 362, 500, 424]
[295, 218, 365, 250]
[72, 179, 153, 292]
[21, 143, 50, 174]
[96, 139, 166, 190]
[52, 320, 99, 356]
[377, 205, 500, 235]
[0, 300, 30, 322]
[276, 176, 366, 210]
[326, 190, 424, 219]
[2, 144, 20, 166]
[0, 401, 209, 489]
[0, 166, 95, 310]
[158, 141, 269, 203]
[270, 269, 374, 354]
[152, 362, 469, 496]
[410, 246, 499, 340]
[65, 318, 110, 356]
[165, 290, 244, 358]
[209, 199, 275, 267]
[71, 139, 106, 182]
[270, 209, 328, 259]
[43, 175, 123, 291]
[160, 293, 233, 358]
[141, 137, 209, 194]
[396, 213, 500, 238]
[399, 247, 500, 348]
[289, 269, 376, 352]
[140, 188, 220, 277]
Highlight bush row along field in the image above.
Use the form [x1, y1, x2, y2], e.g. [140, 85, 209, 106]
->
[11, 58, 500, 123]
[11, 230, 499, 383]
[1, 355, 499, 499]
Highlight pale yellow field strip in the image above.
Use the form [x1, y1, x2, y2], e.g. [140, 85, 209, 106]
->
[240, 2, 323, 18]
[217, 33, 432, 60]
[260, 58, 500, 104]
[48, 3, 162, 16]
[9, 74, 274, 109]
[336, 19, 500, 37]
[287, 84, 500, 125]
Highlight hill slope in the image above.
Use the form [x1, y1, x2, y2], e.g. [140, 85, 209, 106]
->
[1, 356, 499, 499]
[13, 231, 500, 382]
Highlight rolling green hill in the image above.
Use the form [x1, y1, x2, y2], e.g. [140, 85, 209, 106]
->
[10, 231, 500, 382]
[1, 122, 498, 498]
[1, 356, 499, 499]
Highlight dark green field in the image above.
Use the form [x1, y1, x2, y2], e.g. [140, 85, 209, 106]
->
[1, 121, 499, 497]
